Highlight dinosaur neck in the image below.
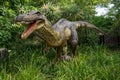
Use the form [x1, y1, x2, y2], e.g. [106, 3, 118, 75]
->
[36, 18, 62, 46]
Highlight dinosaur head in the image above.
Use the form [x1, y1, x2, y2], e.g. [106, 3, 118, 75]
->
[15, 10, 45, 39]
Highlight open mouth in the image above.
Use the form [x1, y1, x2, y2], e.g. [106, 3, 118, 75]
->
[21, 21, 37, 39]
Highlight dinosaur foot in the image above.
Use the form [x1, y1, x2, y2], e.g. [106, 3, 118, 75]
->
[55, 55, 71, 63]
[61, 55, 72, 61]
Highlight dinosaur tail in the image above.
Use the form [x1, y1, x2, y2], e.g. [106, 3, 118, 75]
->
[73, 21, 105, 35]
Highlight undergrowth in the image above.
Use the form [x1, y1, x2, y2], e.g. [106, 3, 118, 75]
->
[0, 45, 120, 80]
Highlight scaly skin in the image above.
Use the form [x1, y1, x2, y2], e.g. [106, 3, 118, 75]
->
[15, 10, 105, 60]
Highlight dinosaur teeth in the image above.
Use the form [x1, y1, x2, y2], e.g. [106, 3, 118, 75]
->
[21, 22, 37, 39]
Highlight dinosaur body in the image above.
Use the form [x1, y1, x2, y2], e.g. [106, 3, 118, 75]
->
[15, 10, 105, 60]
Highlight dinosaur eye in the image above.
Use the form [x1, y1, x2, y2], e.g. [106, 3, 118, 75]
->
[35, 12, 42, 16]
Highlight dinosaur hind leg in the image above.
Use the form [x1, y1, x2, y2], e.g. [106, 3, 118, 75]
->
[70, 28, 78, 57]
[71, 42, 77, 56]
[62, 42, 71, 61]
[56, 46, 62, 59]
[56, 44, 71, 61]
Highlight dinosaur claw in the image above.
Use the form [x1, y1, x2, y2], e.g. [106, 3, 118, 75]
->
[61, 55, 72, 61]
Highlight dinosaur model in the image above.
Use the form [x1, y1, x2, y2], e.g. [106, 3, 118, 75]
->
[15, 10, 105, 60]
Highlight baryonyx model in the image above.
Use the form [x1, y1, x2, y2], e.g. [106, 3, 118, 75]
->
[15, 10, 105, 60]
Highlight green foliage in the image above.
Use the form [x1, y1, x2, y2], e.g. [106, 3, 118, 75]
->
[90, 16, 114, 32]
[0, 46, 120, 80]
[110, 0, 120, 27]
[0, 8, 23, 46]
[0, 31, 11, 45]
[0, 0, 119, 79]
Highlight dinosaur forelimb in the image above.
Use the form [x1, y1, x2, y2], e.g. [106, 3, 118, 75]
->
[44, 44, 50, 52]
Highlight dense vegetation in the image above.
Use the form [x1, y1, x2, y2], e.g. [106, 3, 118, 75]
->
[0, 0, 120, 80]
[1, 45, 120, 80]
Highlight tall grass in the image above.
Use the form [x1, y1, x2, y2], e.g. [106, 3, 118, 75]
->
[0, 45, 120, 80]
